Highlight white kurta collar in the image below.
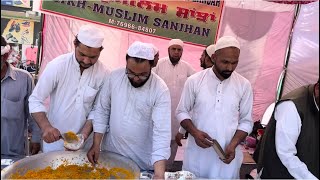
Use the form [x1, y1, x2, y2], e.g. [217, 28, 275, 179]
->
[71, 52, 80, 71]
[165, 57, 181, 67]
[209, 67, 233, 83]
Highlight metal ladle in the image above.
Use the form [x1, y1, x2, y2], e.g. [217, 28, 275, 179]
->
[61, 133, 84, 151]
[60, 132, 79, 143]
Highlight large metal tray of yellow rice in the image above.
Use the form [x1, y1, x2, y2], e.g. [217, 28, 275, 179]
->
[1, 150, 140, 179]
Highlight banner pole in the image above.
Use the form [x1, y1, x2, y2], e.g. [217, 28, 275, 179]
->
[34, 13, 44, 85]
[276, 4, 301, 101]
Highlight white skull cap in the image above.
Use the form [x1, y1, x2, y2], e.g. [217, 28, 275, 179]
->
[148, 43, 159, 56]
[168, 39, 184, 48]
[77, 24, 104, 48]
[127, 41, 154, 60]
[1, 37, 10, 55]
[1, 45, 10, 55]
[205, 44, 215, 57]
[215, 36, 240, 52]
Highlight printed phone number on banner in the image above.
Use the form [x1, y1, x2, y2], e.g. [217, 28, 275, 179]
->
[108, 19, 156, 34]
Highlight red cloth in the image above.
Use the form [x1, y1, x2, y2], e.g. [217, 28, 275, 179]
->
[265, 0, 317, 4]
[25, 47, 38, 65]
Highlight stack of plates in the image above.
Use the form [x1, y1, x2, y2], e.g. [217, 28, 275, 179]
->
[140, 171, 196, 179]
[165, 171, 196, 180]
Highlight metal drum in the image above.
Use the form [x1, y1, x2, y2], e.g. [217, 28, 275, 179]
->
[1, 150, 140, 179]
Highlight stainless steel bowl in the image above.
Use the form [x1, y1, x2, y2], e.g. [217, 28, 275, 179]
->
[1, 150, 140, 179]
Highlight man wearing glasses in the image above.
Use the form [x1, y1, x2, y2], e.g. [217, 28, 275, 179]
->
[87, 41, 171, 179]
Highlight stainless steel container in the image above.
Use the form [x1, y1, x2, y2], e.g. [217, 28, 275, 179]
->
[1, 150, 140, 179]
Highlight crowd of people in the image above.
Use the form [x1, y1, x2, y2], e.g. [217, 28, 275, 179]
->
[1, 24, 318, 179]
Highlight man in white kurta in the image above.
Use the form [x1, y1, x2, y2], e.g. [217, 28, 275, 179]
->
[274, 101, 318, 179]
[153, 39, 196, 169]
[88, 42, 171, 179]
[257, 81, 319, 179]
[176, 36, 253, 178]
[175, 44, 216, 145]
[29, 25, 109, 152]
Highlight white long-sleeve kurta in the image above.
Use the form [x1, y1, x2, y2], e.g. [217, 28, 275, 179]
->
[154, 57, 195, 139]
[29, 52, 108, 152]
[93, 68, 171, 171]
[275, 101, 318, 179]
[176, 68, 253, 179]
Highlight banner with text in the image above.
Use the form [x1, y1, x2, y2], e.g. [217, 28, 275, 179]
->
[40, 0, 223, 46]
